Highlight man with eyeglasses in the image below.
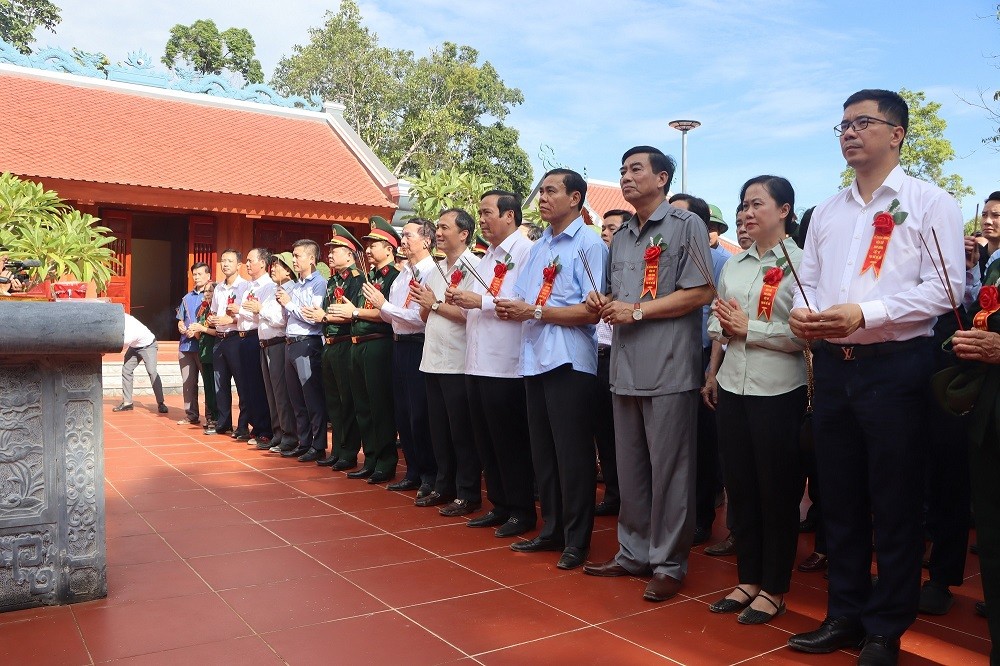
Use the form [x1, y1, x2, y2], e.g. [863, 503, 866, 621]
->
[788, 89, 964, 665]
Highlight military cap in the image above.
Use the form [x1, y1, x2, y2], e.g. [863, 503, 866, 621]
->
[708, 204, 729, 234]
[472, 235, 489, 256]
[362, 216, 401, 249]
[326, 223, 362, 253]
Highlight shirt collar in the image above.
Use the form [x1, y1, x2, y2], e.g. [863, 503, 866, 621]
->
[412, 255, 435, 276]
[545, 215, 585, 242]
[625, 200, 672, 234]
[494, 228, 522, 255]
[847, 164, 905, 204]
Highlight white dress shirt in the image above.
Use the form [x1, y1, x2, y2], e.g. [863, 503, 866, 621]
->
[210, 276, 248, 334]
[793, 165, 964, 343]
[420, 250, 479, 374]
[465, 230, 534, 378]
[381, 254, 435, 335]
[123, 313, 155, 349]
[255, 277, 286, 341]
[236, 274, 275, 333]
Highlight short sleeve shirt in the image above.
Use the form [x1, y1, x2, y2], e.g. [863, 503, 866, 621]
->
[606, 200, 710, 396]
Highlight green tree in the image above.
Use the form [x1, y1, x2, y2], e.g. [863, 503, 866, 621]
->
[162, 19, 264, 84]
[839, 89, 974, 202]
[271, 0, 532, 194]
[407, 168, 492, 221]
[0, 0, 61, 54]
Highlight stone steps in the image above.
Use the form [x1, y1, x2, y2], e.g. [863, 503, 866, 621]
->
[102, 341, 187, 396]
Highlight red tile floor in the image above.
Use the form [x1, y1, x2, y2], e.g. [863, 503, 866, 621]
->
[1, 395, 990, 665]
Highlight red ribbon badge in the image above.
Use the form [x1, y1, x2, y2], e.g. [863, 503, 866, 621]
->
[450, 270, 463, 287]
[975, 285, 1000, 330]
[333, 286, 345, 304]
[757, 266, 785, 320]
[642, 245, 661, 298]
[535, 261, 560, 306]
[860, 212, 897, 278]
[489, 260, 509, 296]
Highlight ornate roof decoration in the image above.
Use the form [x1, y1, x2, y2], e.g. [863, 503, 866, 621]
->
[0, 39, 322, 111]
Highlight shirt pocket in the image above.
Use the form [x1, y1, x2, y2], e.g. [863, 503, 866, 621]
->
[653, 249, 678, 298]
[609, 260, 626, 294]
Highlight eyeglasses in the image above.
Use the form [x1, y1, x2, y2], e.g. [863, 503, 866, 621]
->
[833, 116, 898, 136]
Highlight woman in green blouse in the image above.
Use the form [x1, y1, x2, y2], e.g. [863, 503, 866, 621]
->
[706, 175, 806, 625]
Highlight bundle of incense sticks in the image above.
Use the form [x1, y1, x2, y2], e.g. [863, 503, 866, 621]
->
[684, 241, 721, 302]
[353, 250, 372, 284]
[577, 249, 600, 293]
[460, 258, 494, 294]
[777, 239, 812, 312]
[918, 230, 964, 331]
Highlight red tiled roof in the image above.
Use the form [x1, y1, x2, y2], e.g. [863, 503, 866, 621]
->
[0, 72, 393, 208]
[586, 181, 634, 217]
[719, 238, 741, 254]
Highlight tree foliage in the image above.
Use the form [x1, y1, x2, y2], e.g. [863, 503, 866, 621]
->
[839, 89, 974, 202]
[0, 0, 61, 54]
[162, 19, 264, 84]
[271, 0, 532, 195]
[407, 168, 492, 221]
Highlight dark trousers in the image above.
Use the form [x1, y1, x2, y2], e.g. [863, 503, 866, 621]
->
[812, 341, 933, 639]
[696, 346, 724, 531]
[466, 375, 535, 524]
[213, 335, 243, 432]
[261, 342, 296, 448]
[285, 336, 327, 452]
[717, 386, 806, 594]
[238, 331, 271, 437]
[322, 341, 362, 463]
[350, 338, 397, 475]
[594, 349, 619, 506]
[178, 349, 201, 421]
[425, 373, 481, 501]
[200, 361, 217, 422]
[524, 364, 598, 551]
[392, 340, 436, 486]
[970, 423, 1000, 665]
[802, 439, 827, 553]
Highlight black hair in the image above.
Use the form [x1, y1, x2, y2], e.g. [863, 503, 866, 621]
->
[603, 209, 632, 222]
[986, 191, 1000, 205]
[794, 206, 815, 249]
[668, 193, 711, 226]
[190, 262, 209, 273]
[739, 175, 796, 230]
[440, 208, 476, 245]
[843, 89, 909, 134]
[220, 248, 242, 262]
[291, 239, 319, 262]
[542, 168, 588, 211]
[621, 145, 676, 194]
[249, 248, 272, 266]
[481, 189, 523, 226]
[521, 223, 543, 241]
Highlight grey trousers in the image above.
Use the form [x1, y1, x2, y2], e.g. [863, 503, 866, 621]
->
[122, 341, 165, 406]
[612, 390, 698, 579]
[261, 341, 297, 447]
[178, 349, 201, 421]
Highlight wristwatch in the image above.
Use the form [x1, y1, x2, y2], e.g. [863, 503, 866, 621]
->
[632, 302, 643, 321]
[431, 301, 442, 312]
[352, 309, 360, 322]
[533, 305, 543, 320]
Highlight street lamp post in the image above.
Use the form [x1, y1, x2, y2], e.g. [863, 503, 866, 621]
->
[668, 119, 701, 193]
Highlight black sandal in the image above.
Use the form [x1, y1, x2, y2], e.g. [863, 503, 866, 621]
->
[737, 593, 786, 625]
[708, 586, 754, 613]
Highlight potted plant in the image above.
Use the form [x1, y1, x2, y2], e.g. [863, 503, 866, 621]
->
[0, 173, 118, 298]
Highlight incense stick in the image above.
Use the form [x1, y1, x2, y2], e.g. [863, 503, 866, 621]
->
[918, 231, 964, 331]
[460, 258, 494, 294]
[352, 250, 371, 284]
[577, 249, 599, 294]
[976, 203, 982, 234]
[433, 257, 449, 284]
[685, 241, 722, 302]
[777, 238, 812, 312]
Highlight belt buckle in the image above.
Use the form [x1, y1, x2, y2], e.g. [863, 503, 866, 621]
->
[351, 336, 359, 344]
[841, 345, 856, 361]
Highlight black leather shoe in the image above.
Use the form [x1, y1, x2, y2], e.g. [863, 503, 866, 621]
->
[416, 484, 433, 499]
[332, 459, 358, 471]
[467, 510, 508, 528]
[788, 617, 865, 654]
[112, 403, 133, 412]
[277, 440, 297, 452]
[387, 478, 421, 492]
[367, 470, 395, 484]
[556, 547, 587, 570]
[346, 467, 374, 479]
[705, 532, 737, 557]
[439, 499, 481, 516]
[918, 580, 954, 615]
[495, 517, 533, 537]
[298, 449, 323, 463]
[232, 430, 251, 441]
[316, 455, 339, 467]
[415, 491, 453, 507]
[693, 525, 711, 545]
[594, 500, 620, 516]
[857, 635, 900, 666]
[157, 403, 169, 414]
[281, 446, 310, 458]
[510, 536, 564, 553]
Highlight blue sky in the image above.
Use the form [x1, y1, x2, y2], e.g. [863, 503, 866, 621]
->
[34, 0, 1000, 235]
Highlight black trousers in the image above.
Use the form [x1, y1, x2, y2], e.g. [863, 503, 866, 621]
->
[717, 386, 806, 594]
[392, 340, 436, 486]
[801, 436, 827, 554]
[524, 364, 598, 551]
[696, 346, 724, 531]
[466, 375, 535, 524]
[970, 422, 1000, 665]
[213, 335, 244, 432]
[237, 331, 272, 438]
[594, 349, 619, 506]
[812, 341, 933, 639]
[425, 373, 481, 501]
[285, 336, 327, 452]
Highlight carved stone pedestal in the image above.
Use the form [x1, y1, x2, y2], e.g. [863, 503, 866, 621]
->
[0, 302, 123, 611]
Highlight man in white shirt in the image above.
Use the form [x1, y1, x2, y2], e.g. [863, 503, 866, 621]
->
[788, 89, 964, 665]
[447, 190, 536, 538]
[232, 248, 274, 445]
[114, 312, 167, 414]
[257, 252, 299, 452]
[207, 249, 249, 437]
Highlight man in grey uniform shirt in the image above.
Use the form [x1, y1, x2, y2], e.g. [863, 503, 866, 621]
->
[584, 145, 713, 602]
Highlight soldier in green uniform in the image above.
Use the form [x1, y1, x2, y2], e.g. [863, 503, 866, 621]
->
[328, 216, 400, 484]
[315, 224, 365, 470]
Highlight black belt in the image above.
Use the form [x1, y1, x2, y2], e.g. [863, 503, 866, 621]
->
[393, 333, 425, 343]
[352, 333, 387, 344]
[217, 331, 243, 339]
[286, 335, 320, 345]
[818, 338, 927, 361]
[260, 337, 285, 348]
[598, 346, 611, 358]
[324, 335, 353, 345]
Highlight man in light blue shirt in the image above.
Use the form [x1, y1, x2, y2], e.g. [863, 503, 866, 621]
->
[497, 168, 607, 571]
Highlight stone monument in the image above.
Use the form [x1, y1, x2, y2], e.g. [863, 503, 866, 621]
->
[0, 301, 123, 611]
